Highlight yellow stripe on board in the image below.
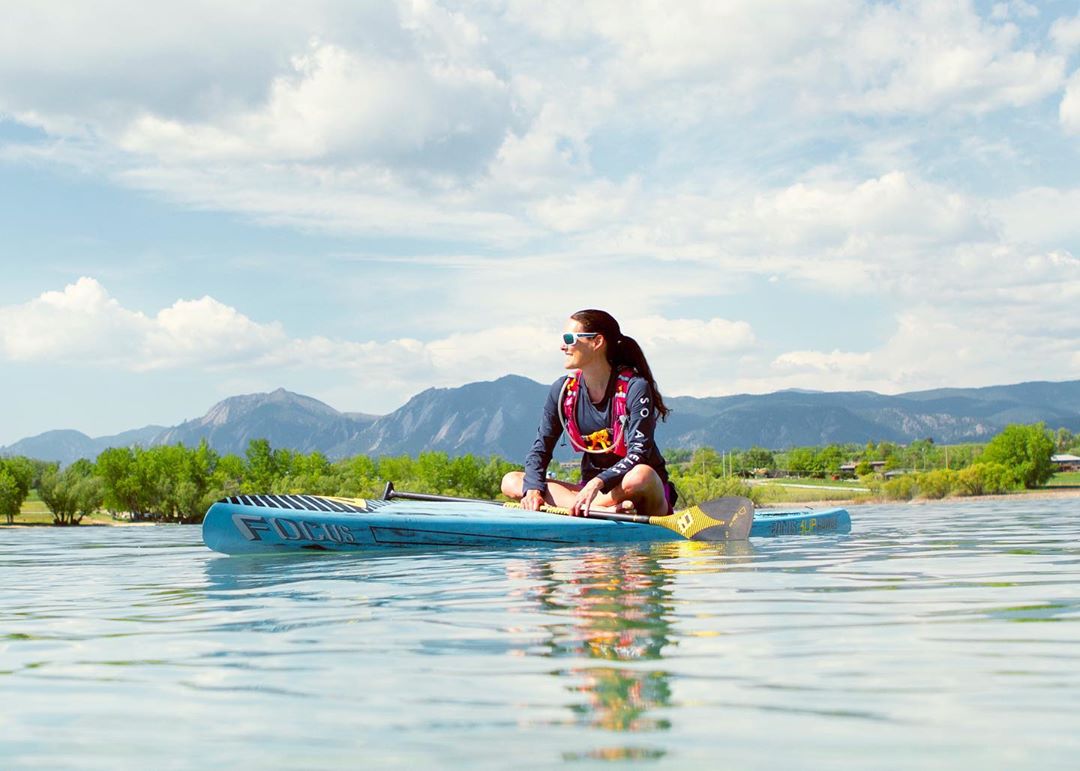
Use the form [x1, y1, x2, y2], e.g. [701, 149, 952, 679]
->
[328, 496, 369, 509]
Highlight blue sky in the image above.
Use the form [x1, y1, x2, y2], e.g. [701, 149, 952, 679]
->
[2, 0, 1079, 445]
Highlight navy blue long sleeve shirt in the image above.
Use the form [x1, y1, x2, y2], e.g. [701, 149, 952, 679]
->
[522, 371, 670, 495]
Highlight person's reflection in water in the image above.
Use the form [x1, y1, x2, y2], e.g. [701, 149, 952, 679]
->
[507, 541, 746, 759]
[559, 550, 673, 733]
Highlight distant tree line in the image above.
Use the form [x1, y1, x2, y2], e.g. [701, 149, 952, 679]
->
[0, 422, 1073, 525]
[868, 423, 1061, 501]
[670, 424, 1075, 479]
[663, 423, 1070, 503]
[1, 439, 517, 525]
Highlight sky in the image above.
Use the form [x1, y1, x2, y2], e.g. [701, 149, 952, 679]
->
[1, 0, 1079, 445]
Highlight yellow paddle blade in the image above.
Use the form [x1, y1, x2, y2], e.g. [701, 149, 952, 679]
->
[648, 498, 753, 541]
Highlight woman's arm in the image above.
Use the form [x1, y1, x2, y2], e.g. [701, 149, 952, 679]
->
[522, 378, 567, 495]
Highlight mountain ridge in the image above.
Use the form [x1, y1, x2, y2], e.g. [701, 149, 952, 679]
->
[3, 376, 1078, 466]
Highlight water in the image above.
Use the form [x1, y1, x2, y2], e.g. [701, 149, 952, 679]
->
[3, 498, 1079, 769]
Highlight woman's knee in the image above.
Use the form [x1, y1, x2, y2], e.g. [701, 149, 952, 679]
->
[621, 464, 661, 494]
[501, 471, 525, 498]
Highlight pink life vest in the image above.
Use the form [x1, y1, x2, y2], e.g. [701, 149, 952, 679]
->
[560, 368, 635, 456]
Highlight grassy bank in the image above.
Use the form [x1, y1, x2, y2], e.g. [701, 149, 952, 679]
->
[747, 477, 867, 506]
[1043, 471, 1080, 488]
[754, 470, 1080, 506]
[5, 471, 1078, 525]
[6, 491, 117, 526]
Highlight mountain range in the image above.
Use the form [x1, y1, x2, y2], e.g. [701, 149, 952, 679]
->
[3, 375, 1079, 466]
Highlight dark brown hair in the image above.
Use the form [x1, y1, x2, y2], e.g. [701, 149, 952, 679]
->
[570, 309, 670, 420]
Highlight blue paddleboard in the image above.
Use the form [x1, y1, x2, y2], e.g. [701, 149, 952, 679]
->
[202, 494, 851, 555]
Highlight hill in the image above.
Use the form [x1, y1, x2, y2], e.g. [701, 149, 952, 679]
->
[3, 377, 1078, 465]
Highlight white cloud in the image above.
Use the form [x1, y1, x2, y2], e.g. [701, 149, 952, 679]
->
[843, 1, 1064, 114]
[2, 259, 1077, 418]
[117, 41, 512, 171]
[772, 349, 879, 382]
[547, 171, 997, 294]
[634, 316, 756, 353]
[0, 0, 1065, 277]
[0, 278, 287, 369]
[991, 2, 1038, 22]
[733, 171, 992, 248]
[1061, 69, 1080, 134]
[2, 2, 1079, 415]
[0, 279, 761, 405]
[146, 297, 288, 369]
[994, 185, 1080, 243]
[528, 178, 640, 232]
[505, 0, 1062, 117]
[0, 277, 148, 363]
[755, 246, 1080, 394]
[1050, 14, 1080, 52]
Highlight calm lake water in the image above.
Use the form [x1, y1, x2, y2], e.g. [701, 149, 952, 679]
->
[3, 498, 1079, 769]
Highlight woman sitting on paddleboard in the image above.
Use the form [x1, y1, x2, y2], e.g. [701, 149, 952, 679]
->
[502, 309, 676, 518]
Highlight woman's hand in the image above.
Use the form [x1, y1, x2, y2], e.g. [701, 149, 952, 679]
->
[522, 489, 546, 511]
[571, 478, 605, 517]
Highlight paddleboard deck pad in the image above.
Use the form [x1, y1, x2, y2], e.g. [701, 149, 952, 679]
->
[202, 494, 851, 555]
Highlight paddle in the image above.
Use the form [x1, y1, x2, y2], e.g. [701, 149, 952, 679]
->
[380, 482, 753, 542]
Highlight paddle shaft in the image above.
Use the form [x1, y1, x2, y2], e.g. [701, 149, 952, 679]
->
[382, 483, 656, 524]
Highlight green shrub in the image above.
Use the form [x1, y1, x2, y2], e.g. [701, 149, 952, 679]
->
[669, 471, 759, 507]
[915, 469, 957, 499]
[855, 460, 872, 476]
[954, 462, 1019, 496]
[881, 475, 917, 500]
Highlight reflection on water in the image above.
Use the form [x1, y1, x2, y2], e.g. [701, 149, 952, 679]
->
[507, 541, 753, 759]
[2, 499, 1080, 768]
[530, 551, 676, 738]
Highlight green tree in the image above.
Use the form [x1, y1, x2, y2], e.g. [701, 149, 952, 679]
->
[664, 447, 694, 464]
[96, 447, 141, 515]
[0, 469, 22, 525]
[817, 444, 846, 475]
[244, 439, 279, 493]
[871, 441, 900, 462]
[901, 439, 942, 471]
[742, 447, 775, 471]
[785, 447, 821, 476]
[1054, 427, 1075, 452]
[335, 454, 381, 498]
[981, 423, 1055, 488]
[377, 455, 415, 489]
[212, 454, 246, 498]
[39, 462, 104, 526]
[0, 457, 34, 525]
[689, 447, 723, 476]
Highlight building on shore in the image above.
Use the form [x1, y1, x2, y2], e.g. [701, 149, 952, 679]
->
[1051, 454, 1080, 471]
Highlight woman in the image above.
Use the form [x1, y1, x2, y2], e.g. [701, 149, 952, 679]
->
[501, 309, 676, 517]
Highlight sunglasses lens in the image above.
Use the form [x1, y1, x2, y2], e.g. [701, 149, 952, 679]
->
[562, 333, 575, 345]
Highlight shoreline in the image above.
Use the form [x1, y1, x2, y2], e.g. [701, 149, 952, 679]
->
[764, 486, 1080, 508]
[4, 487, 1077, 527]
[1, 520, 160, 528]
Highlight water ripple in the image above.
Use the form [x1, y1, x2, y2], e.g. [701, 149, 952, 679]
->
[2, 498, 1079, 768]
